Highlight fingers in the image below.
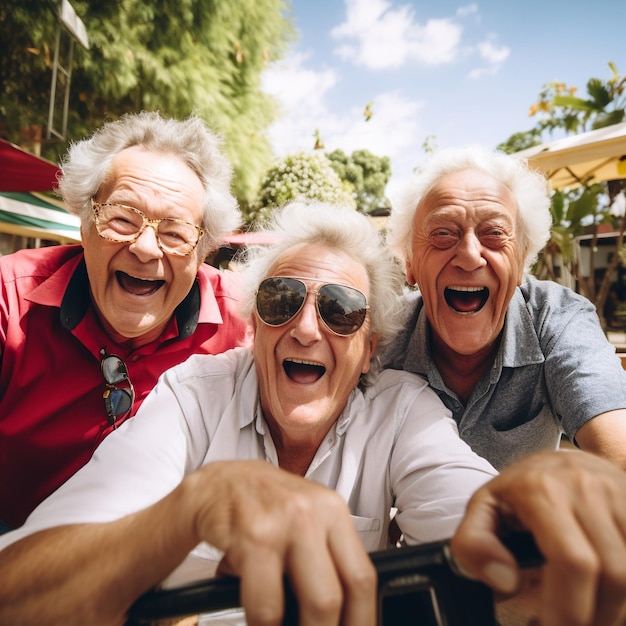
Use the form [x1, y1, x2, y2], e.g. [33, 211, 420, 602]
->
[236, 549, 286, 626]
[537, 479, 626, 626]
[194, 461, 376, 625]
[325, 513, 377, 626]
[451, 450, 626, 626]
[450, 490, 521, 595]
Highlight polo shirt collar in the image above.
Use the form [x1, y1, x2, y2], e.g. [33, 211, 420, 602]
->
[416, 285, 544, 383]
[499, 286, 545, 368]
[28, 252, 206, 338]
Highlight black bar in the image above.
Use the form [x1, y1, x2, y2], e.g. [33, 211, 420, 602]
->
[126, 533, 542, 625]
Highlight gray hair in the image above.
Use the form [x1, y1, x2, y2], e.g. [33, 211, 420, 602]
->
[238, 201, 407, 382]
[57, 111, 241, 257]
[388, 145, 552, 272]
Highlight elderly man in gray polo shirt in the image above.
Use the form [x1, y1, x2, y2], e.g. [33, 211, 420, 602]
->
[383, 145, 626, 471]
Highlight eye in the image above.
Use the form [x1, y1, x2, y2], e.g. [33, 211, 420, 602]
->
[479, 225, 511, 248]
[159, 229, 185, 242]
[429, 228, 458, 249]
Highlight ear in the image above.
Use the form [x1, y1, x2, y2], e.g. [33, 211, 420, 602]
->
[517, 245, 528, 285]
[361, 334, 379, 374]
[405, 258, 416, 286]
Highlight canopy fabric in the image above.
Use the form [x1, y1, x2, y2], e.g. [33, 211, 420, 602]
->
[513, 122, 626, 190]
[0, 192, 81, 244]
[0, 138, 61, 193]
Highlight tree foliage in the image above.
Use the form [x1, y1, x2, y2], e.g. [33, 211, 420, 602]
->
[250, 151, 356, 224]
[498, 62, 626, 154]
[326, 148, 391, 214]
[0, 0, 295, 206]
[498, 62, 626, 328]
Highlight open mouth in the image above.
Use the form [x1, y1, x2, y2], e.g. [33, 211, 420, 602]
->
[116, 271, 165, 296]
[283, 358, 326, 384]
[444, 286, 489, 313]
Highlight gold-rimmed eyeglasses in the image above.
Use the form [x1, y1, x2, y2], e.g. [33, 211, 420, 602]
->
[91, 199, 204, 257]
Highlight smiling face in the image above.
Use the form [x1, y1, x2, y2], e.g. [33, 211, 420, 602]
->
[407, 168, 526, 357]
[252, 242, 378, 458]
[81, 145, 206, 344]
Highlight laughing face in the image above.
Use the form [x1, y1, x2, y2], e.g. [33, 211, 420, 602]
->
[407, 168, 526, 357]
[81, 146, 206, 345]
[252, 242, 378, 456]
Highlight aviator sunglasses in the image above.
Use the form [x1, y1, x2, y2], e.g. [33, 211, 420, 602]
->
[100, 349, 136, 427]
[256, 276, 369, 336]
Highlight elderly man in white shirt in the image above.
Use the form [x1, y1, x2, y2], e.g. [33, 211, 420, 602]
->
[0, 201, 496, 626]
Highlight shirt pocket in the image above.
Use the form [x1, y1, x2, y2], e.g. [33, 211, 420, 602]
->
[351, 515, 382, 551]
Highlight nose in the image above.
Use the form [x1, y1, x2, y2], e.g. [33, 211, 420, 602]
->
[290, 293, 323, 344]
[128, 224, 164, 261]
[451, 231, 487, 272]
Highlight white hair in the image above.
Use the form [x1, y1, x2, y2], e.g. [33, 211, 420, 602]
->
[388, 145, 552, 272]
[237, 201, 408, 383]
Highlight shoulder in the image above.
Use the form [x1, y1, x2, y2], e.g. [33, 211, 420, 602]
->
[197, 263, 242, 298]
[0, 244, 82, 280]
[167, 346, 252, 386]
[378, 288, 424, 361]
[364, 368, 443, 413]
[519, 275, 594, 313]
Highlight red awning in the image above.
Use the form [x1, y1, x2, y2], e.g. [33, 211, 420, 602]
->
[0, 139, 61, 192]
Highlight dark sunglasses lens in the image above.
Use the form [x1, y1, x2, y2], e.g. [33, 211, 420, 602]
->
[104, 388, 133, 417]
[318, 284, 368, 335]
[257, 277, 306, 326]
[102, 355, 128, 385]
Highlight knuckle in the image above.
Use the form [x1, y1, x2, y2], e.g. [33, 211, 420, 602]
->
[564, 549, 601, 580]
[248, 603, 282, 626]
[602, 556, 626, 593]
[352, 559, 377, 593]
[303, 588, 343, 622]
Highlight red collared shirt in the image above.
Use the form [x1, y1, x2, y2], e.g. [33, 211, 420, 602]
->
[0, 245, 248, 527]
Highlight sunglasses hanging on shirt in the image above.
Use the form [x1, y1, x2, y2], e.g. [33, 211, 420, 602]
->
[100, 348, 136, 427]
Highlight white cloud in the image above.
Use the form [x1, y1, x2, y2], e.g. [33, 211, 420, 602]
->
[467, 39, 510, 78]
[456, 4, 478, 19]
[331, 0, 465, 70]
[262, 53, 339, 155]
[261, 53, 426, 187]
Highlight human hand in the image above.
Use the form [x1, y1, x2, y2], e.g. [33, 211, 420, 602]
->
[450, 450, 626, 625]
[186, 461, 376, 626]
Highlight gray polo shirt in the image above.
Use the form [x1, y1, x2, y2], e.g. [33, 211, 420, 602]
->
[381, 275, 626, 470]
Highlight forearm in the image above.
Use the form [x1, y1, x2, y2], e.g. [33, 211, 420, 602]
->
[574, 409, 626, 470]
[0, 483, 199, 626]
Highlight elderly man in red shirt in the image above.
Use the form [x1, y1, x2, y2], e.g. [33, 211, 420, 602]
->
[0, 112, 248, 530]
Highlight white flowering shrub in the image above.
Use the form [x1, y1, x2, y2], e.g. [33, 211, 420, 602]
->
[248, 151, 356, 223]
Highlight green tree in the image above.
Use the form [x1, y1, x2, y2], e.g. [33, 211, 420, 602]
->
[498, 62, 626, 155]
[250, 151, 356, 224]
[499, 62, 626, 328]
[0, 0, 294, 207]
[326, 148, 391, 214]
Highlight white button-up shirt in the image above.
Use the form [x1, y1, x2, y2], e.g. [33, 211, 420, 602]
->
[0, 348, 497, 588]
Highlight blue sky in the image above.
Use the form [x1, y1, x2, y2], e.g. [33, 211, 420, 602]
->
[262, 0, 625, 198]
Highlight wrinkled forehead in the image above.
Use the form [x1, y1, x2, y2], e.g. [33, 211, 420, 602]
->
[416, 168, 520, 224]
[267, 242, 370, 294]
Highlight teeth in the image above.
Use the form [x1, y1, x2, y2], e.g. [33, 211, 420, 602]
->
[285, 358, 324, 367]
[130, 276, 156, 282]
[447, 286, 485, 292]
